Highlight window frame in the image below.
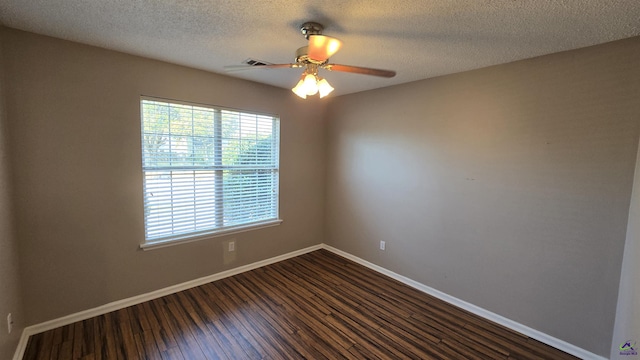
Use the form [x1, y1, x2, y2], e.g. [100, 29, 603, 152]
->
[139, 96, 282, 250]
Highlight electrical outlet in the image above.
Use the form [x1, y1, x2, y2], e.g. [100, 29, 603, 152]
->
[380, 241, 386, 250]
[228, 240, 235, 252]
[7, 313, 13, 334]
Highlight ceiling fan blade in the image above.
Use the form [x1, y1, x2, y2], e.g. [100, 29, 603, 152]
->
[308, 35, 342, 62]
[323, 64, 396, 78]
[224, 64, 301, 72]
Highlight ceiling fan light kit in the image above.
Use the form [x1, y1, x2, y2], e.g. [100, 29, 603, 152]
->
[226, 21, 396, 99]
[292, 72, 335, 99]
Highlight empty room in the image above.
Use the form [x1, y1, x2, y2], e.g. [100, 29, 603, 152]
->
[1, 1, 639, 359]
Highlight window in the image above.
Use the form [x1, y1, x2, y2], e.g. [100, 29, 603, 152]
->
[140, 97, 280, 247]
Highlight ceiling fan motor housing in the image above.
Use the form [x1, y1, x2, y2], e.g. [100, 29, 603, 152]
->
[295, 46, 327, 66]
[300, 22, 324, 39]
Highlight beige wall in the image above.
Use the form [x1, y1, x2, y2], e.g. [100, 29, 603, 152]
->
[3, 24, 640, 358]
[0, 28, 24, 360]
[611, 139, 640, 358]
[2, 28, 326, 325]
[325, 37, 640, 356]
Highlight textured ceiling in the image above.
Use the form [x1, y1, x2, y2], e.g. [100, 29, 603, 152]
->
[1, 1, 639, 96]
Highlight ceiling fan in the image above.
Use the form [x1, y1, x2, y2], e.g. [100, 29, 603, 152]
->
[225, 22, 396, 99]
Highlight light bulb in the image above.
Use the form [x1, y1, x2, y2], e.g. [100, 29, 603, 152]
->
[303, 74, 319, 96]
[317, 78, 334, 98]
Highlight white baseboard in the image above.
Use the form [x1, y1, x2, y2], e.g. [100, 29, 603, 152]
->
[322, 244, 606, 360]
[14, 243, 605, 360]
[13, 244, 322, 360]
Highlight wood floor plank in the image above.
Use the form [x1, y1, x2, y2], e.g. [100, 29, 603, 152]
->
[176, 291, 238, 359]
[160, 346, 184, 360]
[188, 286, 262, 359]
[439, 337, 498, 360]
[161, 300, 209, 359]
[103, 312, 121, 359]
[250, 267, 357, 354]
[202, 281, 301, 359]
[134, 331, 162, 360]
[57, 340, 72, 360]
[142, 300, 177, 353]
[240, 269, 343, 359]
[22, 249, 581, 360]
[23, 333, 42, 360]
[51, 327, 63, 348]
[71, 321, 83, 359]
[90, 315, 104, 360]
[38, 330, 54, 360]
[115, 308, 139, 360]
[322, 314, 391, 359]
[172, 291, 231, 359]
[127, 304, 150, 335]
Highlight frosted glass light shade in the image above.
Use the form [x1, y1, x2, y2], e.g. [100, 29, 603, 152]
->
[291, 78, 307, 99]
[303, 74, 319, 95]
[317, 78, 334, 98]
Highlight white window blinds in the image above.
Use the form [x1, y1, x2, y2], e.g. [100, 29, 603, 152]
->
[140, 98, 280, 243]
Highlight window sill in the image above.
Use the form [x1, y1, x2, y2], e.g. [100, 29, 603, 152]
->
[140, 219, 283, 251]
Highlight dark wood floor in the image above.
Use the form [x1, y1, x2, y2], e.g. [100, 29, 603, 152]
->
[23, 249, 579, 360]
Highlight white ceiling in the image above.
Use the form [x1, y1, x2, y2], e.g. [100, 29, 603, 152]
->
[1, 1, 639, 96]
